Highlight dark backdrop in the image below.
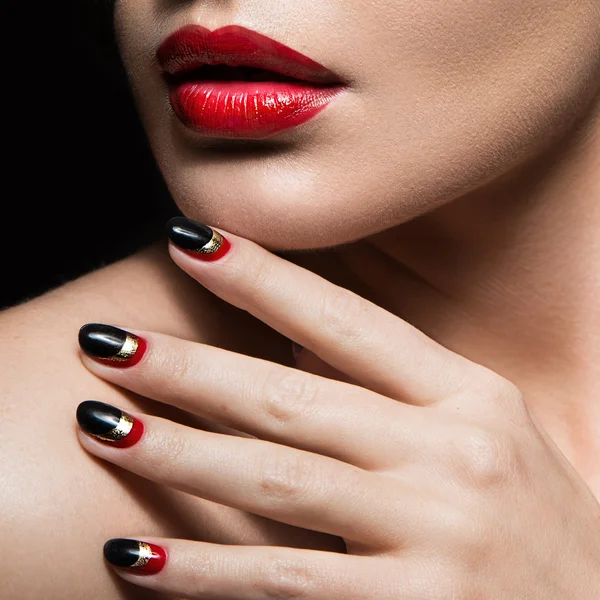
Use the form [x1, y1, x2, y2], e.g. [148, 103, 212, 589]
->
[2, 1, 177, 308]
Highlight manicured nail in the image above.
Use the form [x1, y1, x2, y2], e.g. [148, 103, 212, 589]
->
[103, 538, 167, 575]
[77, 401, 144, 448]
[79, 324, 147, 368]
[166, 216, 231, 261]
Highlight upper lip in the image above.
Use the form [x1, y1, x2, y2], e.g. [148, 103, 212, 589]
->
[156, 25, 342, 85]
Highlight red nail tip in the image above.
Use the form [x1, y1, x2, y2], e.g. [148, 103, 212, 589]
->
[202, 235, 231, 261]
[182, 235, 231, 262]
[120, 336, 147, 368]
[97, 336, 148, 369]
[135, 543, 167, 575]
[77, 402, 145, 449]
[112, 418, 144, 448]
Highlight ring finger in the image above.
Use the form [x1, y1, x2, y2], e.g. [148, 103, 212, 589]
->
[79, 326, 427, 470]
[76, 401, 420, 548]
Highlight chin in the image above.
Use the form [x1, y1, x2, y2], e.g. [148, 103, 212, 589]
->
[116, 3, 600, 253]
[170, 176, 385, 252]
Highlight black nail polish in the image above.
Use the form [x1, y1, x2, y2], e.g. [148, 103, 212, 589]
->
[167, 217, 213, 249]
[78, 324, 147, 367]
[76, 401, 144, 448]
[103, 538, 167, 574]
[166, 217, 231, 261]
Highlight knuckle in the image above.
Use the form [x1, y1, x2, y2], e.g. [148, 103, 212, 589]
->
[498, 381, 528, 416]
[454, 428, 520, 487]
[261, 370, 318, 427]
[473, 370, 526, 413]
[492, 377, 524, 409]
[318, 286, 366, 341]
[261, 556, 314, 599]
[258, 452, 314, 503]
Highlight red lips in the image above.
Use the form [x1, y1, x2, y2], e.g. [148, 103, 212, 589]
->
[156, 25, 345, 139]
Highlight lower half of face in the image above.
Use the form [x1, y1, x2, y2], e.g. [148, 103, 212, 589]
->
[115, 0, 600, 250]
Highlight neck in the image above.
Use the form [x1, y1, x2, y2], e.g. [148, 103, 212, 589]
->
[338, 96, 600, 482]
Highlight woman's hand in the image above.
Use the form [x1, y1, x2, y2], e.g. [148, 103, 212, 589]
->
[75, 219, 600, 599]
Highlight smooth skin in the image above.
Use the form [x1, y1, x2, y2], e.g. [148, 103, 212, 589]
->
[0, 247, 350, 600]
[117, 0, 600, 248]
[76, 233, 600, 599]
[2, 0, 599, 597]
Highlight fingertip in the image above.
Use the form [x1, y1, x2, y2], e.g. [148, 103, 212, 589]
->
[75, 401, 145, 449]
[103, 538, 167, 576]
[166, 218, 232, 262]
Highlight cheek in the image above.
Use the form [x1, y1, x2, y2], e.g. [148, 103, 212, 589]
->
[329, 0, 600, 218]
[357, 0, 599, 143]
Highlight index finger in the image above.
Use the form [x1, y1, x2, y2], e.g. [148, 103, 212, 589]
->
[166, 217, 477, 404]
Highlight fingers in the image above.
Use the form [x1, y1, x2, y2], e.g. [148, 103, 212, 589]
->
[165, 218, 477, 405]
[76, 401, 413, 548]
[79, 325, 426, 470]
[102, 538, 393, 600]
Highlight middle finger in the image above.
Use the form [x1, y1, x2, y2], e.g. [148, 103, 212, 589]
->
[79, 325, 425, 470]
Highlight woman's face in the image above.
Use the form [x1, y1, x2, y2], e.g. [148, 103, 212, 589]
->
[115, 1, 600, 250]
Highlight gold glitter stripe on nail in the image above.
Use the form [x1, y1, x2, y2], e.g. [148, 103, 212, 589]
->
[131, 542, 153, 568]
[91, 413, 134, 443]
[196, 230, 223, 254]
[111, 334, 139, 362]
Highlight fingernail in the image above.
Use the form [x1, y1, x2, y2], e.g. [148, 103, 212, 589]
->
[104, 538, 167, 575]
[77, 401, 144, 448]
[166, 216, 231, 261]
[79, 324, 147, 368]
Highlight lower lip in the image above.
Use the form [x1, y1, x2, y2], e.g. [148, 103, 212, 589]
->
[168, 81, 343, 139]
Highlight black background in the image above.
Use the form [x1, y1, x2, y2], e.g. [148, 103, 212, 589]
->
[2, 1, 177, 308]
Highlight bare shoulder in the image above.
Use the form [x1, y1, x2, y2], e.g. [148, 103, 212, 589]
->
[0, 246, 289, 600]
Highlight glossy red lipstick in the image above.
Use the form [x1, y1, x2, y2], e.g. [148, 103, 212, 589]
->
[157, 25, 344, 139]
